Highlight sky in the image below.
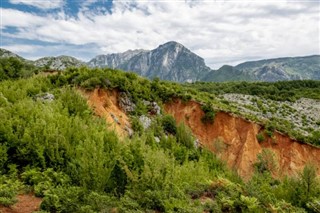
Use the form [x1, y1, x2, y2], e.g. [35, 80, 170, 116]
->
[0, 0, 319, 69]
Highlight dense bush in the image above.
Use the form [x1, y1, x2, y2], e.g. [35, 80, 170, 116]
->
[0, 57, 39, 81]
[0, 67, 319, 212]
[185, 80, 320, 101]
[201, 103, 215, 124]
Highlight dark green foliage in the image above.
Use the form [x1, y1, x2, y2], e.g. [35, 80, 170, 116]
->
[201, 103, 215, 124]
[0, 57, 39, 81]
[162, 115, 177, 134]
[256, 133, 265, 143]
[184, 80, 320, 101]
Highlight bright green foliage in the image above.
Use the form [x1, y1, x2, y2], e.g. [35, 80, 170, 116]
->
[0, 66, 319, 212]
[0, 176, 22, 206]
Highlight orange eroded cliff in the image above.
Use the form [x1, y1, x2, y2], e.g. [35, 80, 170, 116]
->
[164, 99, 320, 179]
[81, 88, 130, 138]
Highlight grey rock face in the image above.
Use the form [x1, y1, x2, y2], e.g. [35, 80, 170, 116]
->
[87, 49, 147, 68]
[119, 92, 136, 113]
[203, 55, 320, 82]
[88, 41, 211, 82]
[139, 115, 152, 130]
[143, 100, 161, 115]
[36, 93, 55, 102]
[34, 56, 85, 70]
[150, 102, 161, 115]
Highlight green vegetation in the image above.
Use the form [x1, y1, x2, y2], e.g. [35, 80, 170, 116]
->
[185, 80, 320, 101]
[256, 133, 265, 143]
[0, 62, 319, 212]
[0, 57, 40, 80]
[201, 103, 215, 124]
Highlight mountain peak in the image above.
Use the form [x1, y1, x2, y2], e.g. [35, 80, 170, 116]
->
[157, 41, 185, 50]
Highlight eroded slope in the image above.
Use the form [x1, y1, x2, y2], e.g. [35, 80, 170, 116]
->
[165, 99, 320, 179]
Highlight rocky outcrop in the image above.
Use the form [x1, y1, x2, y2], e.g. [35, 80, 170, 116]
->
[34, 56, 85, 70]
[87, 49, 146, 68]
[139, 115, 152, 130]
[143, 100, 161, 115]
[88, 41, 211, 82]
[165, 99, 320, 179]
[36, 93, 55, 102]
[119, 92, 136, 113]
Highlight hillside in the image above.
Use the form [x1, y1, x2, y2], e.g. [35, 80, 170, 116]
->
[203, 55, 320, 82]
[0, 48, 26, 61]
[1, 58, 319, 212]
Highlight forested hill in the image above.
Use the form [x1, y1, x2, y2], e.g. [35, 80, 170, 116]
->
[0, 56, 320, 212]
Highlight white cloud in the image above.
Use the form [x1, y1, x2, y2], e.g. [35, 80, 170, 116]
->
[9, 0, 64, 9]
[1, 44, 42, 53]
[2, 1, 320, 68]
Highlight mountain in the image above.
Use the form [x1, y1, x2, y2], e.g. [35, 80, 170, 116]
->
[87, 49, 147, 68]
[202, 55, 320, 82]
[34, 56, 85, 70]
[0, 48, 27, 61]
[1, 44, 319, 82]
[88, 41, 211, 82]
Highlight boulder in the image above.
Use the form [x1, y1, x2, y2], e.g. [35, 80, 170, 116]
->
[37, 93, 55, 102]
[119, 92, 136, 113]
[150, 102, 161, 115]
[139, 115, 152, 130]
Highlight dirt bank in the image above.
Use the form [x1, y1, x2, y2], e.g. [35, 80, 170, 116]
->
[164, 99, 320, 179]
[80, 88, 130, 138]
[0, 194, 42, 213]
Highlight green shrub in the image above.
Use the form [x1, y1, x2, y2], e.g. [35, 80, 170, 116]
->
[40, 186, 85, 212]
[254, 149, 278, 174]
[176, 123, 194, 149]
[256, 133, 265, 143]
[162, 115, 177, 135]
[201, 103, 215, 124]
[0, 178, 22, 206]
[21, 168, 70, 197]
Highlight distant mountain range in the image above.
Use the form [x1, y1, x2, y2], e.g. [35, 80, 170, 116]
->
[88, 41, 211, 82]
[1, 42, 319, 82]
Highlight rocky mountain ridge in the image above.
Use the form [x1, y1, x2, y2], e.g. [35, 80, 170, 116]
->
[89, 41, 211, 82]
[1, 43, 319, 82]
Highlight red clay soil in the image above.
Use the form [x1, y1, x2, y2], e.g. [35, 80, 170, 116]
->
[80, 88, 130, 138]
[0, 194, 42, 213]
[80, 89, 320, 179]
[164, 99, 320, 179]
